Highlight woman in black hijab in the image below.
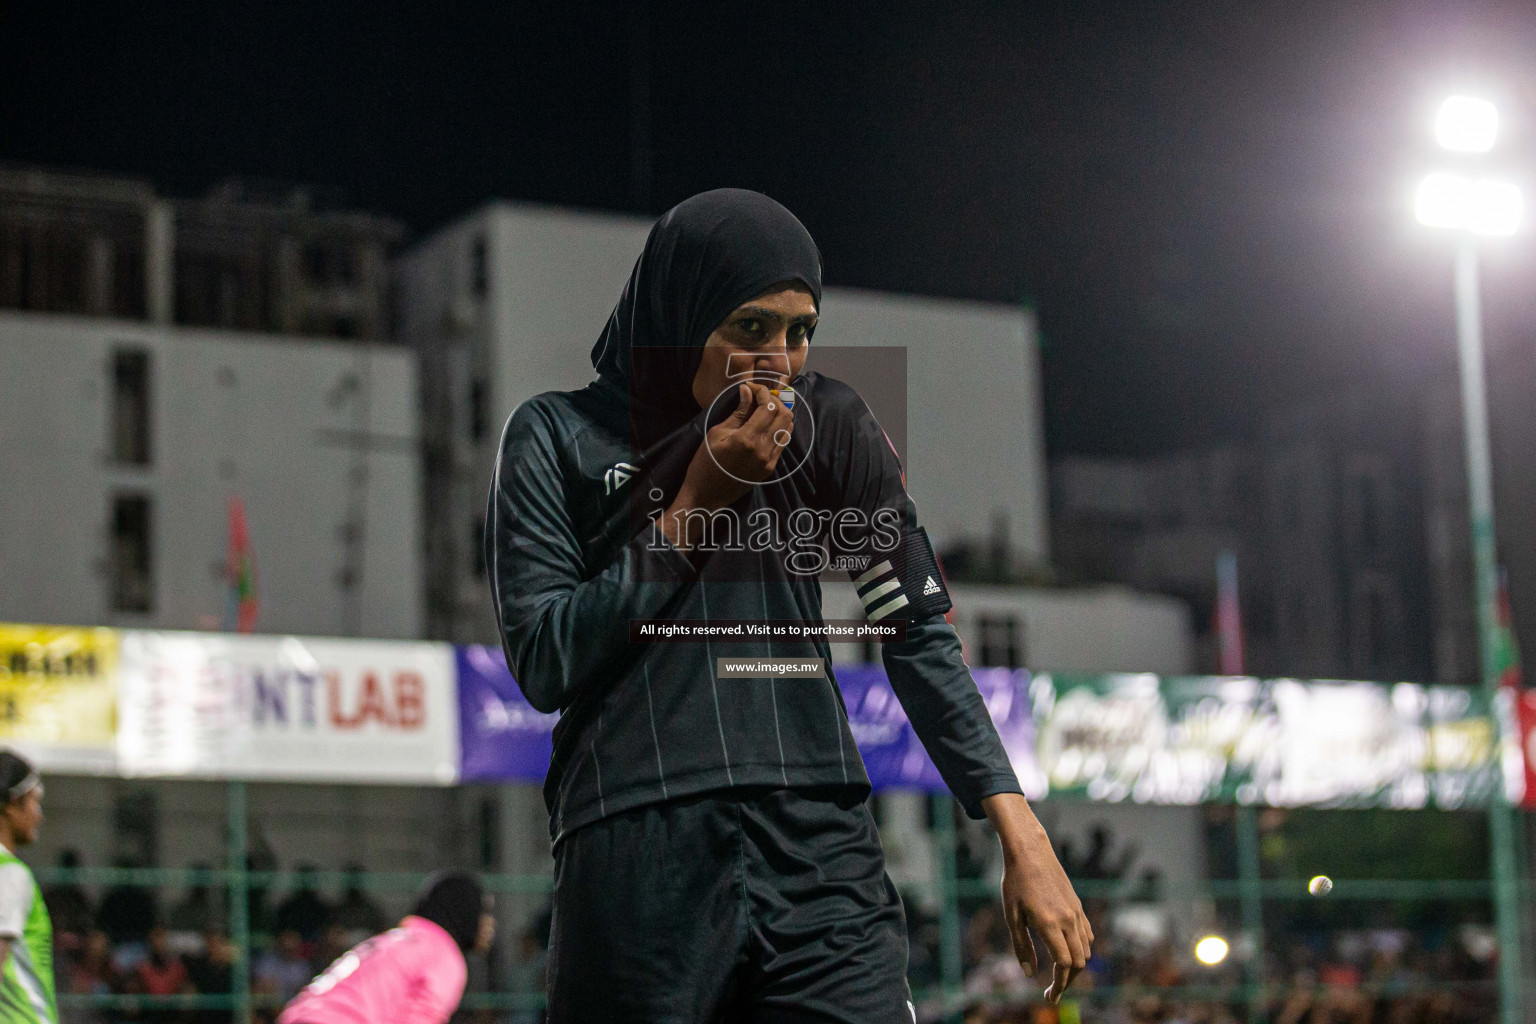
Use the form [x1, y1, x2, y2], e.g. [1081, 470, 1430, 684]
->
[487, 189, 1090, 1021]
[589, 187, 822, 447]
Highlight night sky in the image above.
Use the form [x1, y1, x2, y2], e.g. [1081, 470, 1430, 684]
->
[5, 1, 1536, 457]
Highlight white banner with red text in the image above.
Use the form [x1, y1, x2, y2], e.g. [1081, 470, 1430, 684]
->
[116, 631, 458, 784]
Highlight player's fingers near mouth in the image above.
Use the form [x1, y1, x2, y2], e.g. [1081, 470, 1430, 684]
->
[742, 385, 781, 433]
[723, 383, 755, 424]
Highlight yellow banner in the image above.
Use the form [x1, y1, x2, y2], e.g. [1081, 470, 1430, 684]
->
[0, 625, 117, 748]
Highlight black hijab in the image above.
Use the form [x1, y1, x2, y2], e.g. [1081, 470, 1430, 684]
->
[411, 871, 484, 952]
[590, 189, 823, 448]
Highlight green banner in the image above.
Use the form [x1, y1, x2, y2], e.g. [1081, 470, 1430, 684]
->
[1031, 674, 1500, 809]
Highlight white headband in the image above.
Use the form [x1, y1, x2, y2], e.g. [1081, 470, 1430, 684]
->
[7, 773, 39, 803]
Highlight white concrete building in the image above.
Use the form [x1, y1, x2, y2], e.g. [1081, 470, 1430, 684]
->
[824, 581, 1192, 676]
[0, 311, 423, 638]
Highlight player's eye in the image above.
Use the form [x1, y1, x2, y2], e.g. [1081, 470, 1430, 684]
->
[788, 322, 812, 345]
[737, 318, 762, 334]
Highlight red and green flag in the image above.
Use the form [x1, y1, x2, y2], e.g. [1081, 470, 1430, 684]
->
[1495, 567, 1523, 692]
[223, 496, 258, 633]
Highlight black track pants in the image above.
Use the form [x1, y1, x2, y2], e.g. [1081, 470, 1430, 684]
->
[547, 787, 914, 1023]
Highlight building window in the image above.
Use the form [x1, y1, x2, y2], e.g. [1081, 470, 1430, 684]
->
[977, 614, 1023, 668]
[110, 494, 153, 613]
[471, 516, 487, 579]
[471, 235, 488, 298]
[111, 347, 152, 465]
[303, 242, 355, 286]
[469, 377, 489, 442]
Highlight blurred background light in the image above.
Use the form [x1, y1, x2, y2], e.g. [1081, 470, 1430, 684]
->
[1194, 935, 1230, 966]
[1436, 95, 1499, 153]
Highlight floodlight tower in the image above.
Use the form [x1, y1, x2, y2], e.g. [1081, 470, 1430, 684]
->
[1414, 95, 1524, 1024]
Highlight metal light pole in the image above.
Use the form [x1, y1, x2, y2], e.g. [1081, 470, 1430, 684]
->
[1452, 231, 1524, 1024]
[1415, 93, 1526, 1024]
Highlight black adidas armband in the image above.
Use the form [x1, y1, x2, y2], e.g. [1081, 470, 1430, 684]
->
[853, 525, 951, 622]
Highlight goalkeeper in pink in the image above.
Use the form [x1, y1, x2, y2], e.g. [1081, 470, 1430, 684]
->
[277, 872, 494, 1024]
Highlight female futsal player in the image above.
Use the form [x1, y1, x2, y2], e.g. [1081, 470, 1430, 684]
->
[277, 871, 493, 1024]
[487, 188, 1091, 1021]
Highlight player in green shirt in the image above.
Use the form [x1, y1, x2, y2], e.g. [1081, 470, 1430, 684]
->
[0, 751, 53, 1024]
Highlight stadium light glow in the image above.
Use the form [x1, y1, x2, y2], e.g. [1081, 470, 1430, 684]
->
[1194, 935, 1230, 966]
[1466, 179, 1523, 236]
[1415, 174, 1524, 236]
[1436, 96, 1499, 153]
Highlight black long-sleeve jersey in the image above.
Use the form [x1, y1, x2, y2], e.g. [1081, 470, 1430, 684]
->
[486, 370, 1023, 844]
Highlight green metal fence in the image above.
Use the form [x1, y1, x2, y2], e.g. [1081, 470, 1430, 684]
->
[31, 782, 1522, 1023]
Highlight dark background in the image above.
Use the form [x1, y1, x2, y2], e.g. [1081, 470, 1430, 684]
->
[5, 0, 1536, 456]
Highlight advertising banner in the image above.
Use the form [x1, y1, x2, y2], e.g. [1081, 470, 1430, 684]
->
[455, 653, 1046, 797]
[0, 624, 118, 773]
[1261, 680, 1497, 809]
[839, 664, 1044, 797]
[1032, 673, 1500, 809]
[456, 645, 559, 783]
[1515, 689, 1536, 810]
[117, 631, 458, 784]
[0, 617, 1508, 805]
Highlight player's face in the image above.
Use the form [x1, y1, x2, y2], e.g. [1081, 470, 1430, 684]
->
[7, 787, 42, 846]
[691, 283, 816, 410]
[474, 911, 496, 952]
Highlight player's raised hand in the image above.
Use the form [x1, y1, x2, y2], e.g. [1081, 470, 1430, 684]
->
[660, 383, 794, 552]
[688, 382, 793, 502]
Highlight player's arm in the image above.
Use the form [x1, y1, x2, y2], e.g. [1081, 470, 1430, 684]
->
[401, 940, 467, 1024]
[0, 863, 31, 976]
[814, 380, 1091, 1000]
[486, 399, 699, 713]
[814, 381, 1022, 813]
[982, 792, 1093, 1003]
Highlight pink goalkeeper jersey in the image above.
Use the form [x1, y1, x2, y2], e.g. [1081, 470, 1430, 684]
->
[277, 917, 467, 1024]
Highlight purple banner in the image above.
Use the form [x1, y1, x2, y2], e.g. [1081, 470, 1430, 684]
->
[456, 648, 1040, 794]
[840, 664, 1042, 795]
[456, 645, 559, 783]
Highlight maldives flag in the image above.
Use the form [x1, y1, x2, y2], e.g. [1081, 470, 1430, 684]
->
[224, 496, 258, 633]
[1215, 550, 1244, 676]
[1494, 568, 1523, 692]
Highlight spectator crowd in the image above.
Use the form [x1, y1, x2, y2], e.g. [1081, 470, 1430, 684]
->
[45, 850, 392, 1024]
[903, 824, 1500, 1024]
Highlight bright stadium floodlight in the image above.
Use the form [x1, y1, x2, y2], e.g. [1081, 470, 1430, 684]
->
[1466, 179, 1524, 236]
[1416, 172, 1471, 229]
[1436, 95, 1499, 153]
[1416, 174, 1524, 236]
